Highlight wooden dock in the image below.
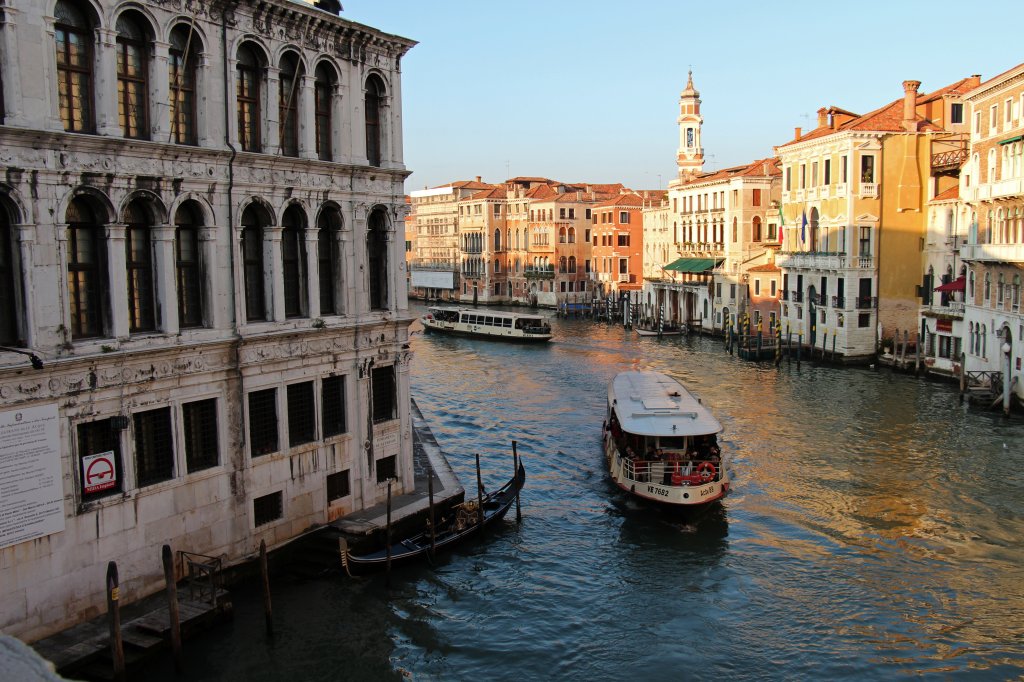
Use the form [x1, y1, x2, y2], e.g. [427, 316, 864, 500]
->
[32, 588, 231, 680]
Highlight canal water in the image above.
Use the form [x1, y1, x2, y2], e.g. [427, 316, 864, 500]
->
[147, 304, 1024, 681]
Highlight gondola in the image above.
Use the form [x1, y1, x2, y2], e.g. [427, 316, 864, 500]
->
[343, 462, 526, 573]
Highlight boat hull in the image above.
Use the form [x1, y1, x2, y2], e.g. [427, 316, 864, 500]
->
[345, 462, 526, 572]
[422, 322, 552, 342]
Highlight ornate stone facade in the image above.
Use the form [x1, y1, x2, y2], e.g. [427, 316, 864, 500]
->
[0, 0, 416, 641]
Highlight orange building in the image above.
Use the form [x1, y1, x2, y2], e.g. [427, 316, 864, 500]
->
[592, 192, 646, 296]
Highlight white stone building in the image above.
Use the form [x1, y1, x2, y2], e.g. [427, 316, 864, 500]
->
[0, 0, 416, 641]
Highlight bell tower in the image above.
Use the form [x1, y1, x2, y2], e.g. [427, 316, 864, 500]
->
[676, 70, 704, 179]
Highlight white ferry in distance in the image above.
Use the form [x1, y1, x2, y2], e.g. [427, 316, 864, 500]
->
[421, 306, 553, 342]
[603, 370, 729, 510]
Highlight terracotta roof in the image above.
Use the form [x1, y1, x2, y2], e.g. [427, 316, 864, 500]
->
[778, 77, 977, 148]
[747, 263, 780, 273]
[676, 157, 780, 188]
[932, 185, 960, 202]
[440, 180, 494, 190]
[594, 193, 644, 208]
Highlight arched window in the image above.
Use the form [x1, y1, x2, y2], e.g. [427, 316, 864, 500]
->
[494, 258, 500, 273]
[997, 273, 1005, 306]
[1014, 274, 1022, 311]
[568, 227, 575, 243]
[984, 272, 991, 302]
[559, 227, 567, 243]
[236, 44, 262, 152]
[559, 256, 567, 273]
[969, 270, 976, 299]
[569, 256, 577, 273]
[116, 12, 150, 139]
[317, 206, 342, 315]
[168, 25, 199, 145]
[365, 75, 384, 167]
[281, 205, 307, 317]
[367, 208, 388, 310]
[809, 208, 819, 251]
[493, 228, 501, 251]
[241, 204, 267, 321]
[66, 197, 107, 338]
[124, 201, 155, 332]
[0, 204, 20, 345]
[54, 0, 94, 132]
[279, 52, 301, 157]
[174, 202, 203, 328]
[752, 216, 762, 242]
[314, 63, 336, 161]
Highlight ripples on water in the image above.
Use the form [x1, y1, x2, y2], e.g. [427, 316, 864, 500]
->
[146, 306, 1024, 682]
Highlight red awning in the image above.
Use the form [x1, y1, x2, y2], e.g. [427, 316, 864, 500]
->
[934, 276, 966, 293]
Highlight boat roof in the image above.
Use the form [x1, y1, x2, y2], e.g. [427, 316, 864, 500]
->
[426, 306, 546, 320]
[609, 371, 722, 437]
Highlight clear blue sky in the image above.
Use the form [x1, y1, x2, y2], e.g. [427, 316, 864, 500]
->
[341, 1, 1018, 193]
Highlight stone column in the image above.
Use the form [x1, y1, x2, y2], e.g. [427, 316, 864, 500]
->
[199, 226, 221, 328]
[94, 28, 121, 136]
[389, 67, 404, 166]
[265, 225, 284, 322]
[195, 52, 214, 147]
[42, 14, 64, 131]
[151, 40, 171, 142]
[264, 66, 280, 155]
[1, 6, 25, 126]
[304, 228, 321, 319]
[335, 225, 349, 316]
[351, 204, 366, 314]
[330, 83, 344, 163]
[106, 224, 130, 338]
[14, 224, 36, 347]
[151, 224, 178, 334]
[298, 74, 317, 160]
[225, 56, 239, 147]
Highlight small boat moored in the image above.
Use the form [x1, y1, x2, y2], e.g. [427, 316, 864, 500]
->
[421, 306, 553, 342]
[603, 370, 729, 510]
[343, 461, 526, 573]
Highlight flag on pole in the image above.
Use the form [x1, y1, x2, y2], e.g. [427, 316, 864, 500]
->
[800, 211, 807, 244]
[778, 204, 785, 227]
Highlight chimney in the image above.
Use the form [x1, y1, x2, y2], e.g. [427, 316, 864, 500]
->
[475, 175, 482, 182]
[314, 0, 343, 14]
[902, 80, 921, 132]
[816, 107, 828, 128]
[763, 161, 769, 176]
[794, 126, 802, 140]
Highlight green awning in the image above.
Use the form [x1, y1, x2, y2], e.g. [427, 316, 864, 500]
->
[664, 257, 721, 273]
[999, 135, 1023, 146]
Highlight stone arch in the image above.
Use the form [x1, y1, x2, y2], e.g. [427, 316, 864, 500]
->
[237, 195, 275, 227]
[58, 186, 117, 225]
[168, 192, 215, 227]
[119, 189, 167, 225]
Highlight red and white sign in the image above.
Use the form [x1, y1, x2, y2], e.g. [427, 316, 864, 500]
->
[82, 451, 117, 494]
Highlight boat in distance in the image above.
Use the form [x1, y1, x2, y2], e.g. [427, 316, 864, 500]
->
[421, 306, 553, 342]
[603, 371, 729, 510]
[343, 462, 526, 572]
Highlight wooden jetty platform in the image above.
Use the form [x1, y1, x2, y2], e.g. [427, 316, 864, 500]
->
[32, 588, 231, 680]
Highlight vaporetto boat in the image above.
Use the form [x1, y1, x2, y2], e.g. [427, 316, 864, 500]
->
[421, 306, 553, 342]
[603, 370, 729, 510]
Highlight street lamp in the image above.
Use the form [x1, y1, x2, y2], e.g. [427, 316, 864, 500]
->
[0, 347, 44, 369]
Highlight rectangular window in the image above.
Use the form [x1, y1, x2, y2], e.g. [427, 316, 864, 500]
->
[950, 102, 963, 124]
[376, 455, 397, 483]
[372, 365, 397, 423]
[327, 470, 350, 501]
[754, 279, 761, 296]
[617, 234, 629, 247]
[800, 164, 806, 189]
[494, 204, 501, 216]
[990, 105, 998, 131]
[841, 155, 848, 183]
[770, 280, 777, 297]
[619, 211, 630, 224]
[824, 159, 831, 185]
[321, 375, 347, 438]
[860, 156, 875, 183]
[785, 167, 791, 191]
[859, 227, 871, 257]
[974, 110, 982, 135]
[858, 312, 870, 328]
[134, 407, 174, 487]
[811, 162, 818, 187]
[248, 388, 278, 457]
[287, 381, 316, 447]
[78, 419, 123, 501]
[183, 398, 218, 473]
[585, 209, 592, 220]
[618, 258, 628, 275]
[254, 491, 283, 526]
[730, 283, 737, 300]
[751, 188, 761, 206]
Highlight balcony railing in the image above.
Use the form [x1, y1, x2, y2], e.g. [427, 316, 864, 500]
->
[775, 251, 847, 270]
[791, 290, 803, 303]
[960, 242, 1024, 263]
[832, 295, 846, 309]
[782, 290, 789, 301]
[860, 183, 878, 198]
[524, 266, 555, 279]
[856, 296, 877, 309]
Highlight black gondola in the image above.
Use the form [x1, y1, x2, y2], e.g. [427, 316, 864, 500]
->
[344, 462, 526, 572]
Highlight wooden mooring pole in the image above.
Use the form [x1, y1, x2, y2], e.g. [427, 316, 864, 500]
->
[385, 481, 393, 583]
[162, 545, 183, 671]
[475, 453, 484, 528]
[106, 561, 125, 682]
[260, 540, 273, 635]
[427, 464, 436, 557]
[512, 440, 521, 522]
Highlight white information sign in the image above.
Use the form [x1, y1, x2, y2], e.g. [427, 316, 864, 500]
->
[0, 404, 65, 549]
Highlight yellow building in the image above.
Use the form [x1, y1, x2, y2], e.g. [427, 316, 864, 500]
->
[775, 77, 976, 359]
